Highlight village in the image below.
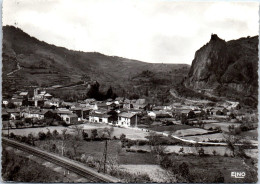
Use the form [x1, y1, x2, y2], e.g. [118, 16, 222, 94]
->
[2, 87, 258, 182]
[2, 87, 257, 144]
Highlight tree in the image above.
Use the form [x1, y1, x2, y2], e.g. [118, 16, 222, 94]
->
[81, 74, 91, 82]
[7, 102, 15, 109]
[52, 129, 59, 139]
[148, 132, 166, 160]
[145, 88, 149, 97]
[212, 150, 217, 156]
[27, 133, 35, 146]
[179, 147, 184, 154]
[214, 171, 225, 183]
[188, 111, 196, 119]
[46, 129, 52, 139]
[91, 129, 98, 140]
[82, 130, 89, 140]
[87, 81, 101, 100]
[120, 133, 126, 141]
[198, 148, 205, 156]
[71, 125, 82, 140]
[106, 86, 113, 99]
[51, 143, 57, 153]
[71, 136, 82, 157]
[102, 127, 114, 139]
[178, 162, 189, 178]
[224, 134, 240, 157]
[181, 115, 188, 125]
[38, 132, 46, 140]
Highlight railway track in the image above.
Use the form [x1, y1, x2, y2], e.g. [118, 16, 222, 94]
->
[2, 137, 120, 183]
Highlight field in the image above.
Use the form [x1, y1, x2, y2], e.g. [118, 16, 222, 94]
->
[204, 122, 241, 132]
[2, 123, 150, 141]
[147, 124, 192, 133]
[111, 127, 149, 140]
[168, 155, 257, 183]
[173, 128, 210, 137]
[2, 145, 88, 182]
[2, 126, 75, 137]
[35, 139, 157, 165]
[182, 133, 225, 142]
[119, 164, 170, 182]
[239, 129, 258, 140]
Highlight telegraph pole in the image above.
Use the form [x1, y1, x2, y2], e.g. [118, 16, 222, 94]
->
[135, 114, 137, 127]
[98, 140, 108, 173]
[103, 140, 107, 173]
[7, 120, 10, 139]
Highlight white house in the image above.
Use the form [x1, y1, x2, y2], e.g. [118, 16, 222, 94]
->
[44, 98, 61, 107]
[89, 113, 111, 124]
[117, 112, 138, 127]
[62, 114, 78, 124]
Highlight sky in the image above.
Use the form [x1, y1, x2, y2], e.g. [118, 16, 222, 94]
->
[2, 0, 259, 64]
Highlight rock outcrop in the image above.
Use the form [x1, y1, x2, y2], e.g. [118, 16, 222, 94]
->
[184, 34, 258, 98]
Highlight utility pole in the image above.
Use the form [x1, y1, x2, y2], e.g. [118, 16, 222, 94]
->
[98, 140, 108, 173]
[103, 140, 107, 173]
[7, 120, 10, 139]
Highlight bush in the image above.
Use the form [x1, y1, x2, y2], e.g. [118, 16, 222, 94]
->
[136, 150, 148, 153]
[10, 132, 16, 138]
[160, 155, 173, 169]
[52, 129, 59, 139]
[38, 132, 46, 140]
[198, 148, 205, 156]
[120, 134, 126, 141]
[179, 162, 189, 178]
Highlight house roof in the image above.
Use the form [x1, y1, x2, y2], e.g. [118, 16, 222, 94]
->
[67, 114, 78, 118]
[194, 111, 202, 114]
[153, 106, 164, 110]
[12, 99, 23, 103]
[72, 107, 82, 111]
[94, 109, 108, 114]
[6, 109, 20, 113]
[118, 112, 136, 118]
[84, 98, 96, 103]
[136, 99, 146, 105]
[90, 113, 111, 118]
[152, 111, 169, 115]
[62, 102, 76, 106]
[19, 92, 28, 96]
[115, 97, 124, 101]
[2, 110, 8, 115]
[82, 108, 92, 111]
[97, 103, 107, 107]
[11, 113, 20, 116]
[44, 93, 52, 97]
[57, 110, 73, 114]
[181, 110, 191, 114]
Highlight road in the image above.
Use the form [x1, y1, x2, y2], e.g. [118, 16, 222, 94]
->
[7, 62, 21, 76]
[2, 137, 120, 183]
[130, 127, 258, 147]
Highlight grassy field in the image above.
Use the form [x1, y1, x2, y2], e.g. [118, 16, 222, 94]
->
[2, 126, 74, 137]
[119, 164, 170, 182]
[35, 139, 157, 165]
[183, 133, 225, 142]
[173, 128, 210, 137]
[168, 154, 257, 183]
[239, 129, 258, 140]
[111, 127, 149, 140]
[2, 145, 86, 182]
[147, 124, 192, 133]
[204, 122, 241, 132]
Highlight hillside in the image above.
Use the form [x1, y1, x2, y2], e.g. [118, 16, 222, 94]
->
[184, 34, 258, 107]
[2, 25, 189, 102]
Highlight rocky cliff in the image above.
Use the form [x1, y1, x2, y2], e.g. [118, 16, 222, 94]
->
[184, 34, 258, 99]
